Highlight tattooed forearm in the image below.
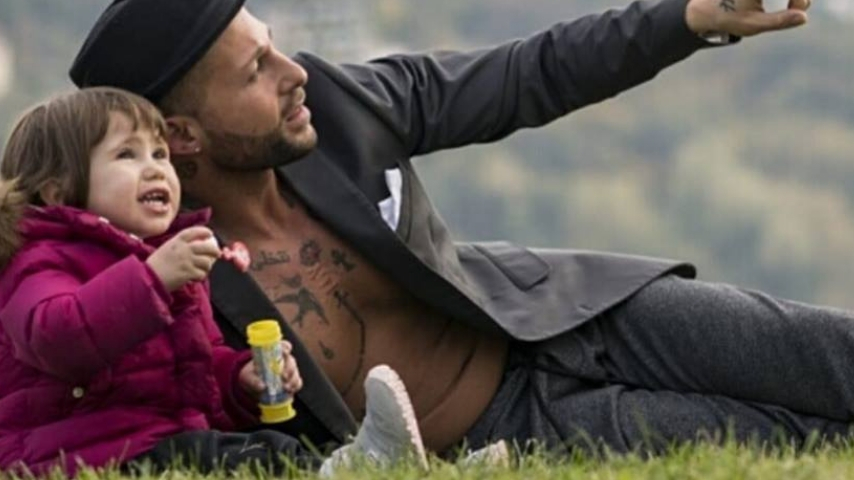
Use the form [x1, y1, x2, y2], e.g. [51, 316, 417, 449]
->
[274, 288, 328, 328]
[719, 0, 736, 12]
[300, 240, 322, 266]
[250, 250, 291, 272]
[333, 290, 366, 397]
[331, 249, 356, 272]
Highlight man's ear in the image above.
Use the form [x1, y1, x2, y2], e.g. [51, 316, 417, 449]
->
[38, 179, 65, 206]
[165, 116, 204, 157]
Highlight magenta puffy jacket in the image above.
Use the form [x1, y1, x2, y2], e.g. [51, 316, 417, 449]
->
[0, 206, 256, 476]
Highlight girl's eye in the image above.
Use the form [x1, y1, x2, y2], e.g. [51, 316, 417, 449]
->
[116, 148, 135, 160]
[153, 147, 169, 160]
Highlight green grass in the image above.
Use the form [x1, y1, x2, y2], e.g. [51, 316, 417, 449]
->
[11, 440, 854, 480]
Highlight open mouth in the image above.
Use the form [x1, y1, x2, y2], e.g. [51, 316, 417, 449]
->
[138, 188, 171, 210]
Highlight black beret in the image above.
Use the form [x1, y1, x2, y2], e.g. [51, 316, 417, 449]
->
[69, 0, 246, 102]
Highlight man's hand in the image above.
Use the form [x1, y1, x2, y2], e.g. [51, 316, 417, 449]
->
[686, 0, 811, 37]
[146, 226, 221, 291]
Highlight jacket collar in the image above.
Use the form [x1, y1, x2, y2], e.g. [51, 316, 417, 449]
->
[20, 205, 211, 253]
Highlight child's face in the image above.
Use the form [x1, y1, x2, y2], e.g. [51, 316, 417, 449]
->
[87, 112, 181, 238]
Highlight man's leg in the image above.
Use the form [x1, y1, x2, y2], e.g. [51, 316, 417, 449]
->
[594, 275, 854, 420]
[465, 275, 854, 453]
[466, 363, 851, 455]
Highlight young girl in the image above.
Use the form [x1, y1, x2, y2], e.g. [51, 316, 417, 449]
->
[0, 87, 427, 476]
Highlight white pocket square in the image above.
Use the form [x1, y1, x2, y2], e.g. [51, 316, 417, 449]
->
[378, 168, 403, 231]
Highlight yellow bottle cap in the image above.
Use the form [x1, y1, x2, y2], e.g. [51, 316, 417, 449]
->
[259, 400, 296, 423]
[247, 320, 282, 347]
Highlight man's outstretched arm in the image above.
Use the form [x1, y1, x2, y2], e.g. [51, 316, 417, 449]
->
[313, 0, 810, 157]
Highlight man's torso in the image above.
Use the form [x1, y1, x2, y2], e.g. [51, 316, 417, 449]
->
[242, 192, 507, 451]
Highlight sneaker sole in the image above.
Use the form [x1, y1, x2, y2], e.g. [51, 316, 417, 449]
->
[366, 365, 429, 470]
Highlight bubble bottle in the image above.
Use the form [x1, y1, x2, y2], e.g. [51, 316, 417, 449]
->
[246, 320, 296, 423]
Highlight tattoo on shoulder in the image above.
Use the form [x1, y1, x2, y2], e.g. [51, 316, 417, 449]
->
[300, 240, 322, 267]
[250, 250, 291, 272]
[331, 249, 356, 272]
[719, 0, 736, 12]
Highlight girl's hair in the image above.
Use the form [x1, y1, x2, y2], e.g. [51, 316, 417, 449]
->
[0, 87, 167, 268]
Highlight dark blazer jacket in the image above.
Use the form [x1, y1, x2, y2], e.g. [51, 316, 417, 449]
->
[210, 0, 703, 450]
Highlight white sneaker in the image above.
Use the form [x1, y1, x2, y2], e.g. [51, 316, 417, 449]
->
[319, 365, 428, 476]
[461, 440, 510, 468]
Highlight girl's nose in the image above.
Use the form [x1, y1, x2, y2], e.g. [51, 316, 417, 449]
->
[143, 164, 167, 180]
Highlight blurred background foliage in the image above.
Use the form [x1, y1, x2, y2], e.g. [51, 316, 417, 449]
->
[1, 0, 853, 307]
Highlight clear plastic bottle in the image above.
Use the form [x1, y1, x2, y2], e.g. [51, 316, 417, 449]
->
[246, 320, 296, 423]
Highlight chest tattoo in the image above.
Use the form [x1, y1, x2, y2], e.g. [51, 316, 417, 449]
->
[257, 236, 367, 393]
[319, 341, 335, 360]
[274, 287, 328, 328]
[331, 249, 356, 272]
[250, 250, 292, 272]
[333, 289, 367, 396]
[300, 240, 322, 266]
[280, 274, 302, 289]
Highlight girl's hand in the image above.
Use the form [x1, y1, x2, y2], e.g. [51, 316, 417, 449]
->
[146, 226, 220, 291]
[239, 340, 304, 397]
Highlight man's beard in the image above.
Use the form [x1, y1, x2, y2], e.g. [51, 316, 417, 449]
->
[205, 124, 316, 171]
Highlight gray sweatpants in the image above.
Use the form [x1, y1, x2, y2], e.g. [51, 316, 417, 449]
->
[464, 275, 854, 454]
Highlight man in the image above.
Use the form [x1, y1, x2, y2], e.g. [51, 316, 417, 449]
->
[69, 0, 835, 460]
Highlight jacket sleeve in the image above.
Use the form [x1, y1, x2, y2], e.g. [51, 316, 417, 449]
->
[0, 254, 174, 383]
[308, 0, 707, 157]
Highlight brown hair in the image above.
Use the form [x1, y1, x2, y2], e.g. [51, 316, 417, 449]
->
[0, 87, 167, 268]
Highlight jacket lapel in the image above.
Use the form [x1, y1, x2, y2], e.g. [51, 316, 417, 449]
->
[280, 153, 498, 333]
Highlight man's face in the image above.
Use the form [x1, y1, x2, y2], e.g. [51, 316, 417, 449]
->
[195, 9, 317, 170]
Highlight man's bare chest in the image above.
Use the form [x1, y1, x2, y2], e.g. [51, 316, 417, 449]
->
[243, 213, 407, 397]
